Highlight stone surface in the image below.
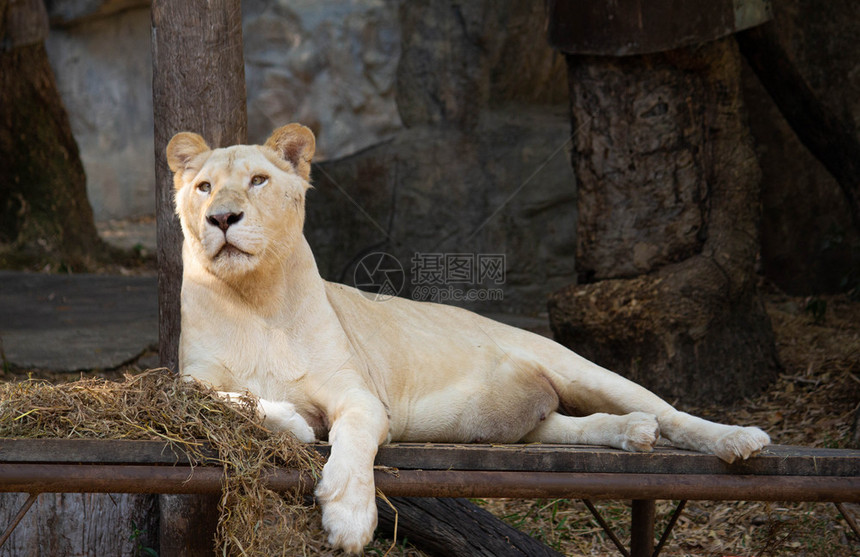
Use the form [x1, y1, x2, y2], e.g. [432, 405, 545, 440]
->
[243, 0, 403, 159]
[45, 0, 405, 222]
[37, 0, 860, 298]
[308, 104, 576, 315]
[0, 271, 157, 371]
[41, 0, 575, 317]
[46, 7, 155, 222]
[396, 0, 566, 128]
[301, 0, 574, 315]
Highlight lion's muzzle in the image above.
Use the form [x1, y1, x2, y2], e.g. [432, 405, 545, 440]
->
[207, 211, 244, 231]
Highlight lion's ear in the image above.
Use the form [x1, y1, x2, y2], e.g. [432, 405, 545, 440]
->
[166, 132, 210, 173]
[265, 124, 316, 181]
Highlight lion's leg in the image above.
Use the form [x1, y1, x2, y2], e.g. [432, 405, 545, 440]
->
[543, 349, 770, 462]
[217, 391, 316, 443]
[654, 410, 771, 463]
[521, 411, 660, 452]
[315, 388, 390, 554]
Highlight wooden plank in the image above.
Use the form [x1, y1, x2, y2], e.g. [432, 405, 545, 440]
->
[375, 443, 860, 477]
[0, 438, 211, 465]
[1, 439, 857, 478]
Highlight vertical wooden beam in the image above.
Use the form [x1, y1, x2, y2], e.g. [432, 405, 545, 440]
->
[158, 493, 221, 557]
[151, 2, 246, 554]
[151, 0, 248, 372]
[630, 500, 655, 557]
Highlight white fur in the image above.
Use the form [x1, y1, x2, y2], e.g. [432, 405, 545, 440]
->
[217, 391, 317, 443]
[168, 125, 771, 553]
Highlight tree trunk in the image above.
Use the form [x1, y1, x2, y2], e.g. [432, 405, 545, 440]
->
[151, 0, 248, 374]
[377, 497, 564, 557]
[151, 1, 247, 554]
[0, 492, 159, 557]
[0, 0, 105, 271]
[549, 38, 779, 405]
[0, 2, 157, 555]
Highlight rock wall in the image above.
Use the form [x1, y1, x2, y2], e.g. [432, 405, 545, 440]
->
[308, 104, 576, 314]
[44, 0, 859, 299]
[307, 0, 573, 314]
[45, 0, 573, 314]
[45, 0, 404, 221]
[46, 6, 154, 222]
[242, 0, 402, 157]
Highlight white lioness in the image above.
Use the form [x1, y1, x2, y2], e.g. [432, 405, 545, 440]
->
[168, 124, 770, 553]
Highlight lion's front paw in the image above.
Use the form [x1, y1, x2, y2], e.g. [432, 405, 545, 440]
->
[316, 459, 377, 554]
[258, 399, 317, 443]
[620, 411, 660, 452]
[320, 494, 377, 554]
[713, 426, 770, 463]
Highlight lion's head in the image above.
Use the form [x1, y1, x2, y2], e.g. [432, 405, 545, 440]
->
[167, 124, 315, 282]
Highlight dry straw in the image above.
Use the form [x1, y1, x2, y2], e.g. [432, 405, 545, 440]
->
[0, 369, 335, 556]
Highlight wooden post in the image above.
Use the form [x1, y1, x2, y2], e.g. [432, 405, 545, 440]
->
[545, 4, 780, 405]
[151, 1, 246, 554]
[629, 500, 655, 557]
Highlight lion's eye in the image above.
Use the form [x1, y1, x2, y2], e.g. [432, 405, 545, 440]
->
[250, 175, 269, 187]
[196, 181, 211, 194]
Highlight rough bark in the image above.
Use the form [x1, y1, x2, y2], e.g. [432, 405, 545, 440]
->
[376, 497, 564, 557]
[151, 0, 247, 372]
[151, 1, 247, 554]
[0, 492, 159, 557]
[0, 0, 106, 271]
[550, 38, 779, 405]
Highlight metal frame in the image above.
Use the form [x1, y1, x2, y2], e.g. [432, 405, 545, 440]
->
[0, 440, 857, 555]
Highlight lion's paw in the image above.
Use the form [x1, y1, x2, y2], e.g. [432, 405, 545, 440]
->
[316, 459, 377, 554]
[321, 494, 376, 554]
[258, 399, 316, 443]
[620, 412, 660, 453]
[713, 426, 770, 463]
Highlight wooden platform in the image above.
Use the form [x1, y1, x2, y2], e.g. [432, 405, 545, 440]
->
[0, 439, 856, 502]
[0, 439, 857, 556]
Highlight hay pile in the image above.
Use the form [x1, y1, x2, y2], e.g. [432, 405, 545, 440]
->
[0, 369, 332, 556]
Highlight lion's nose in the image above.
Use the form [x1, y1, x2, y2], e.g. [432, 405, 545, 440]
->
[207, 211, 244, 231]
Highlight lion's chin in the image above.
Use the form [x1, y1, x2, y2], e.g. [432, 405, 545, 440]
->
[215, 243, 252, 259]
[206, 243, 258, 279]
